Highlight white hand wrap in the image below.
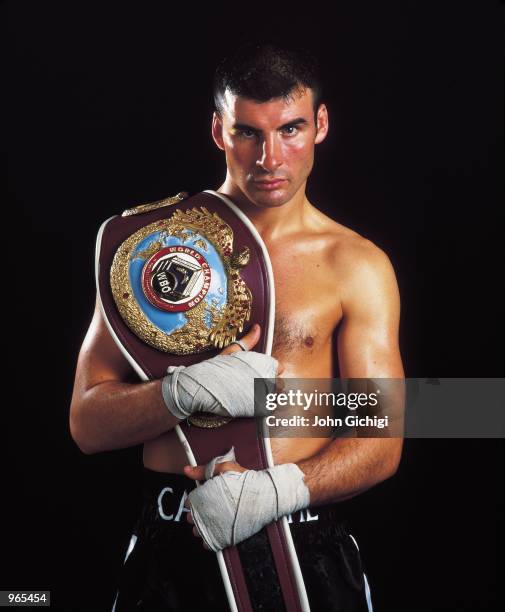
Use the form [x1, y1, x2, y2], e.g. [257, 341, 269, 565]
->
[188, 448, 310, 552]
[161, 352, 278, 420]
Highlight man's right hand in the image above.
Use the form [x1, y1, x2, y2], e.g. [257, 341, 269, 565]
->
[161, 324, 283, 420]
[219, 324, 284, 376]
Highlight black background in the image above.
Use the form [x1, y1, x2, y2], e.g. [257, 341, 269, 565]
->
[6, 1, 504, 611]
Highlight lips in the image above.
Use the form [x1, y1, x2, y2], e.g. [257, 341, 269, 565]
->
[253, 179, 286, 190]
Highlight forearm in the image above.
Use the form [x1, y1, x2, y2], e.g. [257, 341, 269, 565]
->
[70, 379, 179, 454]
[184, 438, 403, 551]
[70, 342, 276, 454]
[297, 437, 403, 506]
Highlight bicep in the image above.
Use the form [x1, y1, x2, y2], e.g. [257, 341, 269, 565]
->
[337, 248, 404, 379]
[72, 296, 135, 396]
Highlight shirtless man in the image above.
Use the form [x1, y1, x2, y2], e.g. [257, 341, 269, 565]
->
[70, 43, 404, 611]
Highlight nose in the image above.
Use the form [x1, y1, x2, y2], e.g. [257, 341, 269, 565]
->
[256, 135, 282, 173]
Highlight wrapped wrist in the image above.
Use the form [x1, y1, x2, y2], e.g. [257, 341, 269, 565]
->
[267, 463, 311, 518]
[188, 456, 311, 552]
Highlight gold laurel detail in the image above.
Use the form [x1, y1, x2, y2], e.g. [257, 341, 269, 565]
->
[193, 238, 208, 252]
[209, 261, 252, 349]
[110, 206, 252, 354]
[121, 192, 189, 217]
[136, 240, 164, 261]
[230, 246, 250, 268]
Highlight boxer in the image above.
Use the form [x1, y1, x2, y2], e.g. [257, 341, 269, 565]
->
[70, 42, 404, 611]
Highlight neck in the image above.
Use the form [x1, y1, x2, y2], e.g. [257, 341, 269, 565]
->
[216, 177, 309, 240]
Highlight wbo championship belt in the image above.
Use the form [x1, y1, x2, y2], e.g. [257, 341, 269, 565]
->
[95, 189, 310, 611]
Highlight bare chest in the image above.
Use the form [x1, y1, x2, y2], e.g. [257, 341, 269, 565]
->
[268, 246, 343, 364]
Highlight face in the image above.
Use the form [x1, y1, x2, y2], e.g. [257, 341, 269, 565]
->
[212, 87, 328, 208]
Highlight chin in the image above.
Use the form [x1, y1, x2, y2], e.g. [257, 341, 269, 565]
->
[246, 186, 292, 208]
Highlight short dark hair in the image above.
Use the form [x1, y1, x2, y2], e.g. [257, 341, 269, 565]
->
[213, 42, 323, 119]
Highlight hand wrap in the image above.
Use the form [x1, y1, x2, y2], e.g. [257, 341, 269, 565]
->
[161, 352, 278, 420]
[188, 448, 310, 552]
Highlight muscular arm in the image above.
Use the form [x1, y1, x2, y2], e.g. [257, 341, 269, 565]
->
[70, 297, 263, 455]
[69, 297, 180, 454]
[297, 243, 405, 505]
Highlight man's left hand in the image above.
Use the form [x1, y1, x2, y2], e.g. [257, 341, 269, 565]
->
[182, 448, 310, 552]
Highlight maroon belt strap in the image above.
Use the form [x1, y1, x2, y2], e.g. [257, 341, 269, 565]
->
[179, 418, 304, 612]
[96, 190, 308, 611]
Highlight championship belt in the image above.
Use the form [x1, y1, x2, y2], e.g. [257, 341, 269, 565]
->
[96, 189, 310, 612]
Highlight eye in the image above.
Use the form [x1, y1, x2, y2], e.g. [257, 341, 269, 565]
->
[238, 129, 256, 139]
[281, 125, 298, 136]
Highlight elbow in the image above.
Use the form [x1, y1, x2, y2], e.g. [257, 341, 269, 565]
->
[69, 403, 101, 455]
[381, 440, 403, 481]
[382, 456, 400, 481]
[74, 438, 100, 455]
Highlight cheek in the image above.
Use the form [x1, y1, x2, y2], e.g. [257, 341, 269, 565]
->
[224, 141, 254, 172]
[284, 140, 314, 171]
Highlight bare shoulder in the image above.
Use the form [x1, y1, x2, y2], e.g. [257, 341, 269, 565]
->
[310, 207, 399, 301]
[311, 207, 391, 266]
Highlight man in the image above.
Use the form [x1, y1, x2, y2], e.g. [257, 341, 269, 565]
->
[70, 43, 404, 611]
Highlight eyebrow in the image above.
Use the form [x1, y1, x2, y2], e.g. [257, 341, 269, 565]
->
[232, 117, 309, 132]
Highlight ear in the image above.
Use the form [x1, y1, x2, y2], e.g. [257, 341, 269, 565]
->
[314, 104, 329, 144]
[212, 112, 225, 151]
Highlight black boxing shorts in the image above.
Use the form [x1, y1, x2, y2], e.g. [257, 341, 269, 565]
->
[111, 469, 373, 612]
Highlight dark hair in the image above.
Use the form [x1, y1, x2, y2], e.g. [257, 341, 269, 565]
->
[213, 42, 323, 119]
